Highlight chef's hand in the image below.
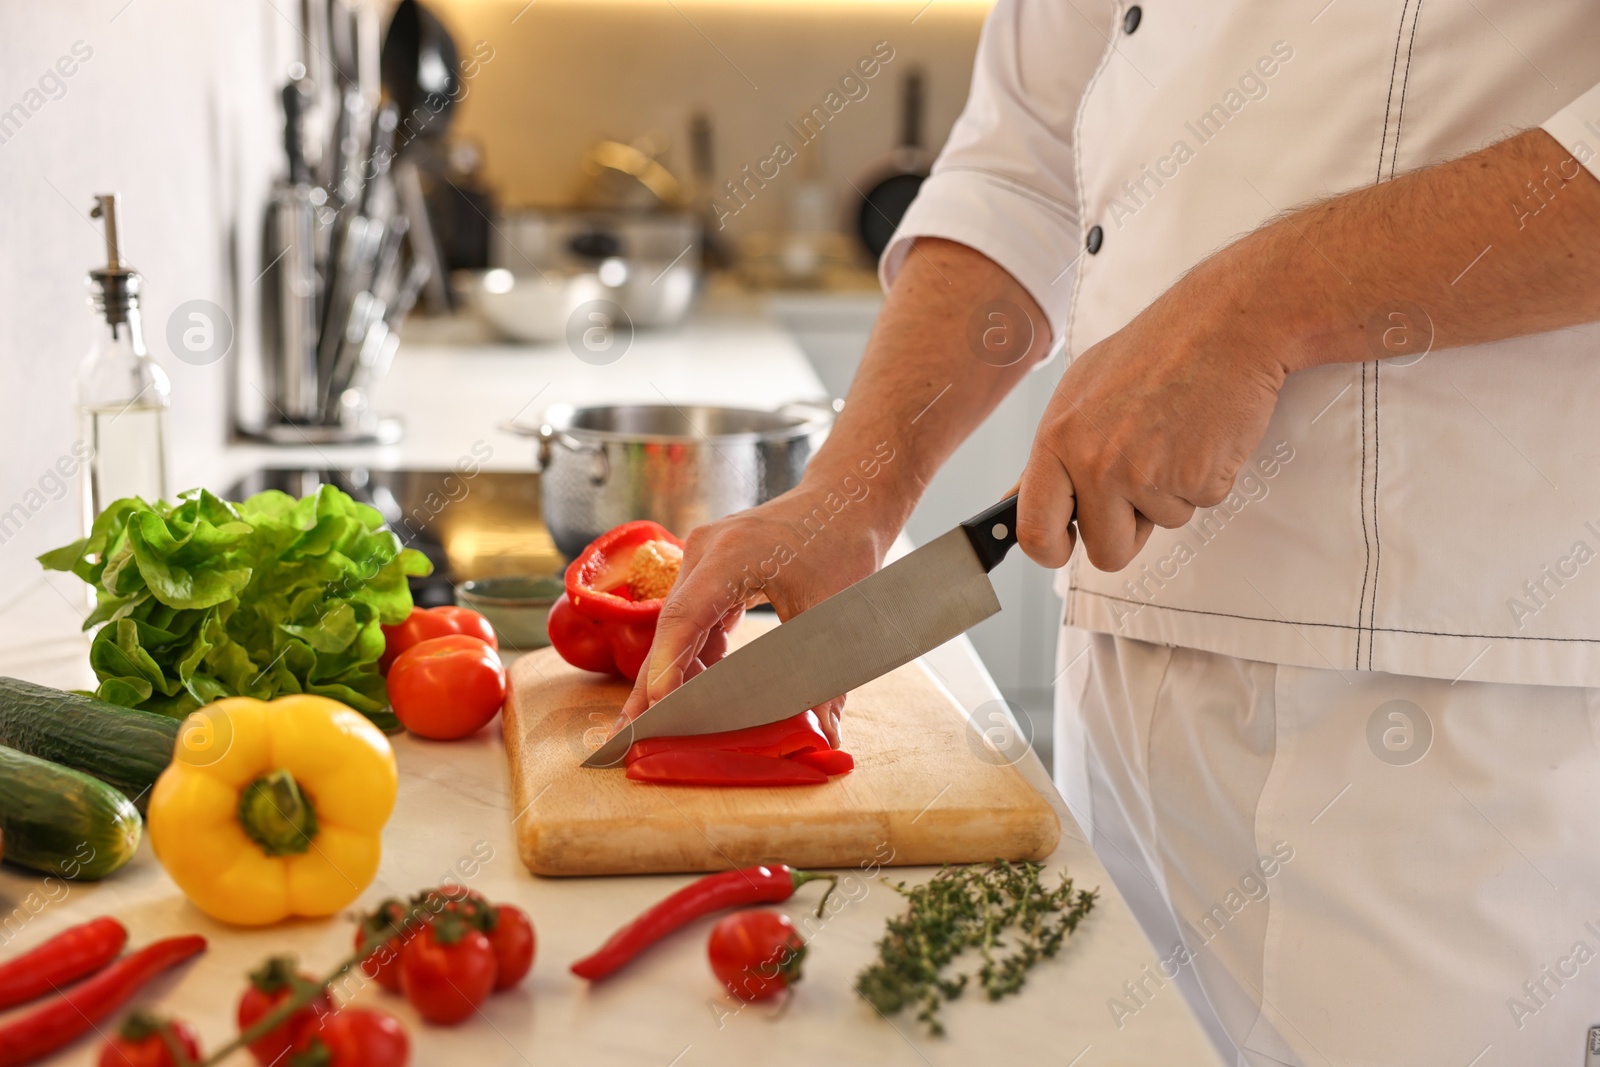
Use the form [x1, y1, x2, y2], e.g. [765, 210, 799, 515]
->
[615, 486, 890, 745]
[1017, 269, 1291, 571]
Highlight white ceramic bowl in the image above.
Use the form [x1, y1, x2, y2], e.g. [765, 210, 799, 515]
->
[464, 269, 606, 343]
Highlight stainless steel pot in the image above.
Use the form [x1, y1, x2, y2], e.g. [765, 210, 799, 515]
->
[506, 401, 838, 560]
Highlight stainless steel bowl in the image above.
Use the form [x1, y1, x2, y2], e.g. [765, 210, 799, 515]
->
[507, 401, 838, 559]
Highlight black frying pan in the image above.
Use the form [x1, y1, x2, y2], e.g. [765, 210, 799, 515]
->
[853, 67, 933, 260]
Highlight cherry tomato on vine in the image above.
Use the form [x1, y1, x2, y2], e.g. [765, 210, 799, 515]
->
[355, 901, 411, 994]
[487, 904, 536, 990]
[398, 919, 497, 1025]
[290, 1007, 410, 1067]
[98, 1014, 202, 1067]
[707, 911, 806, 1002]
[238, 958, 333, 1065]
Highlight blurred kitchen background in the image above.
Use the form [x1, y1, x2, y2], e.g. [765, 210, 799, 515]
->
[0, 0, 1063, 760]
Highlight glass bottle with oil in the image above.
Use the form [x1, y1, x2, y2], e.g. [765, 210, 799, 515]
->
[78, 193, 170, 529]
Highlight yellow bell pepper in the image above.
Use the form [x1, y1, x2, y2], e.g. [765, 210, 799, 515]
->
[147, 694, 398, 926]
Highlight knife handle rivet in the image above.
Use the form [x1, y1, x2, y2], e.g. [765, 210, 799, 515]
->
[991, 522, 1009, 540]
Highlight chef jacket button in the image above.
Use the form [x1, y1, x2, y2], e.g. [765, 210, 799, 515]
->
[1086, 225, 1104, 254]
[1123, 5, 1142, 33]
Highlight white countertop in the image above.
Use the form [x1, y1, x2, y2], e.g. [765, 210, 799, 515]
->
[0, 304, 1221, 1066]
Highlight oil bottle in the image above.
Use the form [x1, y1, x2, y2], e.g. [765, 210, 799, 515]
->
[77, 193, 170, 529]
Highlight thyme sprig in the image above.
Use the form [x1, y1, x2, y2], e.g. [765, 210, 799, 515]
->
[855, 859, 1097, 1036]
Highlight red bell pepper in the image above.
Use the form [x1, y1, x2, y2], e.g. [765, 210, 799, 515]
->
[626, 750, 830, 787]
[791, 748, 855, 776]
[547, 521, 684, 681]
[622, 710, 830, 766]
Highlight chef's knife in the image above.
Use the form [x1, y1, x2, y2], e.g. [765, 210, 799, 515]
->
[581, 494, 1021, 768]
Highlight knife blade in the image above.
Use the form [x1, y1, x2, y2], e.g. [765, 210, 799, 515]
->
[581, 494, 1021, 768]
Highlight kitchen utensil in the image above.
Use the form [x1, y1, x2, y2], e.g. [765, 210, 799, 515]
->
[380, 0, 460, 143]
[688, 111, 730, 270]
[505, 401, 836, 561]
[395, 158, 451, 311]
[263, 80, 322, 422]
[502, 613, 1059, 875]
[583, 495, 1017, 768]
[461, 268, 606, 343]
[853, 67, 932, 260]
[455, 575, 564, 651]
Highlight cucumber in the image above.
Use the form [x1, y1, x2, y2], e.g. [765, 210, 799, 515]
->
[0, 744, 141, 880]
[0, 677, 179, 810]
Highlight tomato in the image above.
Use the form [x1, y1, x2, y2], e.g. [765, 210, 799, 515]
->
[387, 634, 508, 740]
[707, 911, 806, 1002]
[398, 919, 498, 1025]
[355, 900, 411, 994]
[237, 958, 334, 1065]
[98, 1016, 202, 1067]
[487, 904, 536, 990]
[292, 1008, 409, 1067]
[381, 606, 497, 672]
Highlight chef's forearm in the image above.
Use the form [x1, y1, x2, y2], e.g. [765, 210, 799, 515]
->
[1210, 128, 1600, 372]
[800, 237, 1052, 535]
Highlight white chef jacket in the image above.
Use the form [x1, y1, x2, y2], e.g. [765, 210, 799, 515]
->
[884, 0, 1600, 689]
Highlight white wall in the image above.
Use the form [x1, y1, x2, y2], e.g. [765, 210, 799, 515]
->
[0, 2, 289, 599]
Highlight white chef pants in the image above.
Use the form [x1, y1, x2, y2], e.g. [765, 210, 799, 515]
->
[1055, 627, 1600, 1067]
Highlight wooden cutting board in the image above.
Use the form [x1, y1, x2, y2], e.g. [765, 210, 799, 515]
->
[501, 618, 1060, 876]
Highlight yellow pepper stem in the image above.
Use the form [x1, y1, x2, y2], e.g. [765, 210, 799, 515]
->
[238, 769, 319, 856]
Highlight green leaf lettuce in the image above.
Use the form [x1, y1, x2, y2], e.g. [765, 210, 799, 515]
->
[40, 485, 431, 728]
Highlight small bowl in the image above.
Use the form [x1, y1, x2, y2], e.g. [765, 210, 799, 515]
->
[455, 574, 565, 651]
[462, 269, 606, 344]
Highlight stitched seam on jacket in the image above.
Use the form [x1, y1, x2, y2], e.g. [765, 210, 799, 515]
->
[1062, 1, 1125, 606]
[1069, 588, 1600, 644]
[1369, 1, 1423, 667]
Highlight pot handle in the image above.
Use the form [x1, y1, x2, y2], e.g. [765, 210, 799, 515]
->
[499, 419, 608, 482]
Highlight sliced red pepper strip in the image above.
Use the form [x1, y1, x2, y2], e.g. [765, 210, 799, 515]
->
[790, 748, 855, 776]
[623, 710, 831, 766]
[626, 750, 829, 787]
[565, 520, 683, 623]
[0, 934, 206, 1067]
[570, 864, 837, 981]
[0, 916, 126, 1012]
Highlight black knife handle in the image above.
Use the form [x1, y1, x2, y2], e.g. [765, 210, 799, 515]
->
[959, 494, 1019, 573]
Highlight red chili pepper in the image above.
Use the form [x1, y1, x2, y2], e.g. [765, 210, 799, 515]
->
[570, 865, 837, 981]
[0, 916, 127, 1012]
[790, 748, 855, 776]
[548, 521, 684, 682]
[623, 710, 831, 766]
[626, 750, 830, 787]
[0, 935, 206, 1067]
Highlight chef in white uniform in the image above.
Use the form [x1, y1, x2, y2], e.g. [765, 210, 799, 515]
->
[627, 3, 1600, 1062]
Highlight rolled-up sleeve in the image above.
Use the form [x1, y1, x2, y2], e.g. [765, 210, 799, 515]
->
[879, 0, 1110, 337]
[1542, 82, 1600, 180]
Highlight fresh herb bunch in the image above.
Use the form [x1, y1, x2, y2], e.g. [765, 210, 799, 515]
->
[855, 859, 1097, 1036]
[39, 486, 430, 728]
